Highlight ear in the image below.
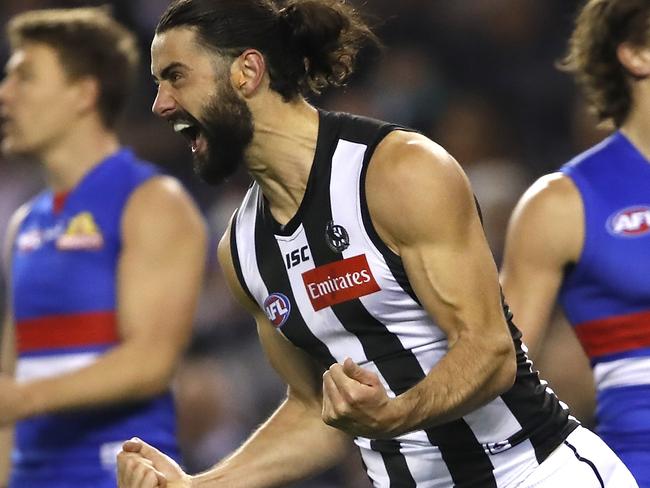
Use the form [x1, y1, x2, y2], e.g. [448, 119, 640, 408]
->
[617, 42, 650, 78]
[70, 76, 101, 117]
[232, 49, 267, 97]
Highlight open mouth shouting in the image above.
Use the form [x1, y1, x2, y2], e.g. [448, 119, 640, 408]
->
[173, 119, 207, 154]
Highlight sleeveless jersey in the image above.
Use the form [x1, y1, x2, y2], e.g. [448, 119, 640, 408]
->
[231, 110, 578, 487]
[10, 149, 179, 487]
[559, 132, 650, 485]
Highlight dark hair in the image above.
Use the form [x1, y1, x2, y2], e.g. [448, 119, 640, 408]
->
[156, 0, 379, 100]
[559, 0, 650, 127]
[8, 7, 140, 128]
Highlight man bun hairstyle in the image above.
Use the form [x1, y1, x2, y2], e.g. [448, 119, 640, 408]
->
[7, 7, 140, 129]
[559, 0, 650, 127]
[156, 0, 379, 100]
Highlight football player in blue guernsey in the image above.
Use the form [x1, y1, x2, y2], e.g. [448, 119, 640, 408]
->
[0, 7, 207, 488]
[117, 1, 636, 487]
[501, 1, 650, 486]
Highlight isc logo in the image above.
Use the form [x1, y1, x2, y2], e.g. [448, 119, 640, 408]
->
[263, 293, 291, 328]
[285, 245, 310, 269]
[607, 206, 650, 237]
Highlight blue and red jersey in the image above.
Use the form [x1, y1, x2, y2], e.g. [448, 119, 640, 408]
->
[559, 132, 650, 486]
[10, 149, 179, 487]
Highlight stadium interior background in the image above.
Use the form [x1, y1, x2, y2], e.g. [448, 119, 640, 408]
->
[0, 1, 605, 486]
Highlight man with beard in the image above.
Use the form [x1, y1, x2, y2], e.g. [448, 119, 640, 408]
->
[118, 0, 637, 486]
[0, 7, 207, 488]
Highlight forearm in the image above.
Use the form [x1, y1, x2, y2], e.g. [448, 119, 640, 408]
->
[395, 332, 515, 434]
[17, 341, 176, 419]
[193, 397, 351, 488]
[0, 426, 13, 487]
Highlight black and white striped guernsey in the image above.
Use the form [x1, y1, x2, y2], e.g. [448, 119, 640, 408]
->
[230, 109, 579, 487]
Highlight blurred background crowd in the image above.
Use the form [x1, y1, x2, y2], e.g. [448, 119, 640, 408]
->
[0, 1, 607, 486]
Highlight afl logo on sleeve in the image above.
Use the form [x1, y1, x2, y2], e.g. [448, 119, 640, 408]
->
[607, 206, 650, 237]
[264, 293, 291, 328]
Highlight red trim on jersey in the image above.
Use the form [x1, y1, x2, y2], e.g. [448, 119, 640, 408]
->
[53, 191, 69, 214]
[16, 311, 118, 353]
[575, 310, 650, 359]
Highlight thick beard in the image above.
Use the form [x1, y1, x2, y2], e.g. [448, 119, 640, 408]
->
[192, 81, 254, 185]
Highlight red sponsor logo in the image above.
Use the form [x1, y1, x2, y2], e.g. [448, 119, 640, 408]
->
[302, 254, 380, 311]
[607, 206, 650, 237]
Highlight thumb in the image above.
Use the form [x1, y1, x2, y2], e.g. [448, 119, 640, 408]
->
[342, 357, 377, 386]
[123, 438, 168, 465]
[122, 437, 144, 453]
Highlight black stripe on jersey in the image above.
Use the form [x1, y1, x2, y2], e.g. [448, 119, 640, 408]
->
[253, 200, 337, 367]
[357, 126, 421, 306]
[500, 317, 578, 463]
[301, 115, 498, 486]
[229, 210, 256, 304]
[370, 439, 417, 487]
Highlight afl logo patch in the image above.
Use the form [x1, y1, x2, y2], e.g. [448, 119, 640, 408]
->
[325, 220, 349, 252]
[607, 206, 650, 237]
[263, 293, 291, 328]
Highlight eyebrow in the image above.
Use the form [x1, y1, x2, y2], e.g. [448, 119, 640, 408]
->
[152, 61, 190, 81]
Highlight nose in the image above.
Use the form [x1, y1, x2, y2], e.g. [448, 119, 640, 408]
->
[151, 85, 177, 118]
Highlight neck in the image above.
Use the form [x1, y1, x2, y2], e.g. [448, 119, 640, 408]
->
[40, 119, 120, 193]
[620, 84, 650, 162]
[245, 96, 320, 225]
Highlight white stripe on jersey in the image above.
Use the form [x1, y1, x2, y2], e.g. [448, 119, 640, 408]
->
[234, 186, 269, 306]
[17, 351, 100, 382]
[593, 356, 650, 390]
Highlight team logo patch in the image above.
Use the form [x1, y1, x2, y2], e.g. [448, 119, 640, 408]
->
[56, 212, 104, 250]
[264, 293, 291, 328]
[302, 254, 380, 311]
[607, 206, 650, 237]
[325, 220, 349, 252]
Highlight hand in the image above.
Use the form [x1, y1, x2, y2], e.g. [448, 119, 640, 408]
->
[321, 358, 404, 438]
[117, 438, 191, 488]
[0, 375, 26, 427]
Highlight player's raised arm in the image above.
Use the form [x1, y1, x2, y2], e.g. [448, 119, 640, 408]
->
[321, 130, 517, 437]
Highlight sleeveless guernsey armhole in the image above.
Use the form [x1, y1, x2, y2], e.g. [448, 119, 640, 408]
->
[229, 208, 256, 304]
[558, 168, 596, 287]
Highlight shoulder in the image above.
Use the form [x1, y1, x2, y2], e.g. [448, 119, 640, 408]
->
[366, 131, 477, 247]
[507, 172, 583, 264]
[123, 175, 206, 239]
[512, 173, 582, 223]
[369, 130, 469, 202]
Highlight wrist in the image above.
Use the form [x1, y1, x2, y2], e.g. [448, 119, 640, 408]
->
[390, 391, 420, 436]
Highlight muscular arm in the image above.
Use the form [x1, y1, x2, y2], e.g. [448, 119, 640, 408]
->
[189, 227, 351, 487]
[500, 174, 583, 358]
[340, 131, 518, 435]
[1, 177, 206, 420]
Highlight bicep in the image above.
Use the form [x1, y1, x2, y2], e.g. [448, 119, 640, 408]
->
[368, 134, 507, 344]
[118, 177, 207, 353]
[399, 181, 505, 346]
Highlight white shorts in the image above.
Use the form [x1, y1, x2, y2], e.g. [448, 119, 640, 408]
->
[520, 426, 638, 487]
